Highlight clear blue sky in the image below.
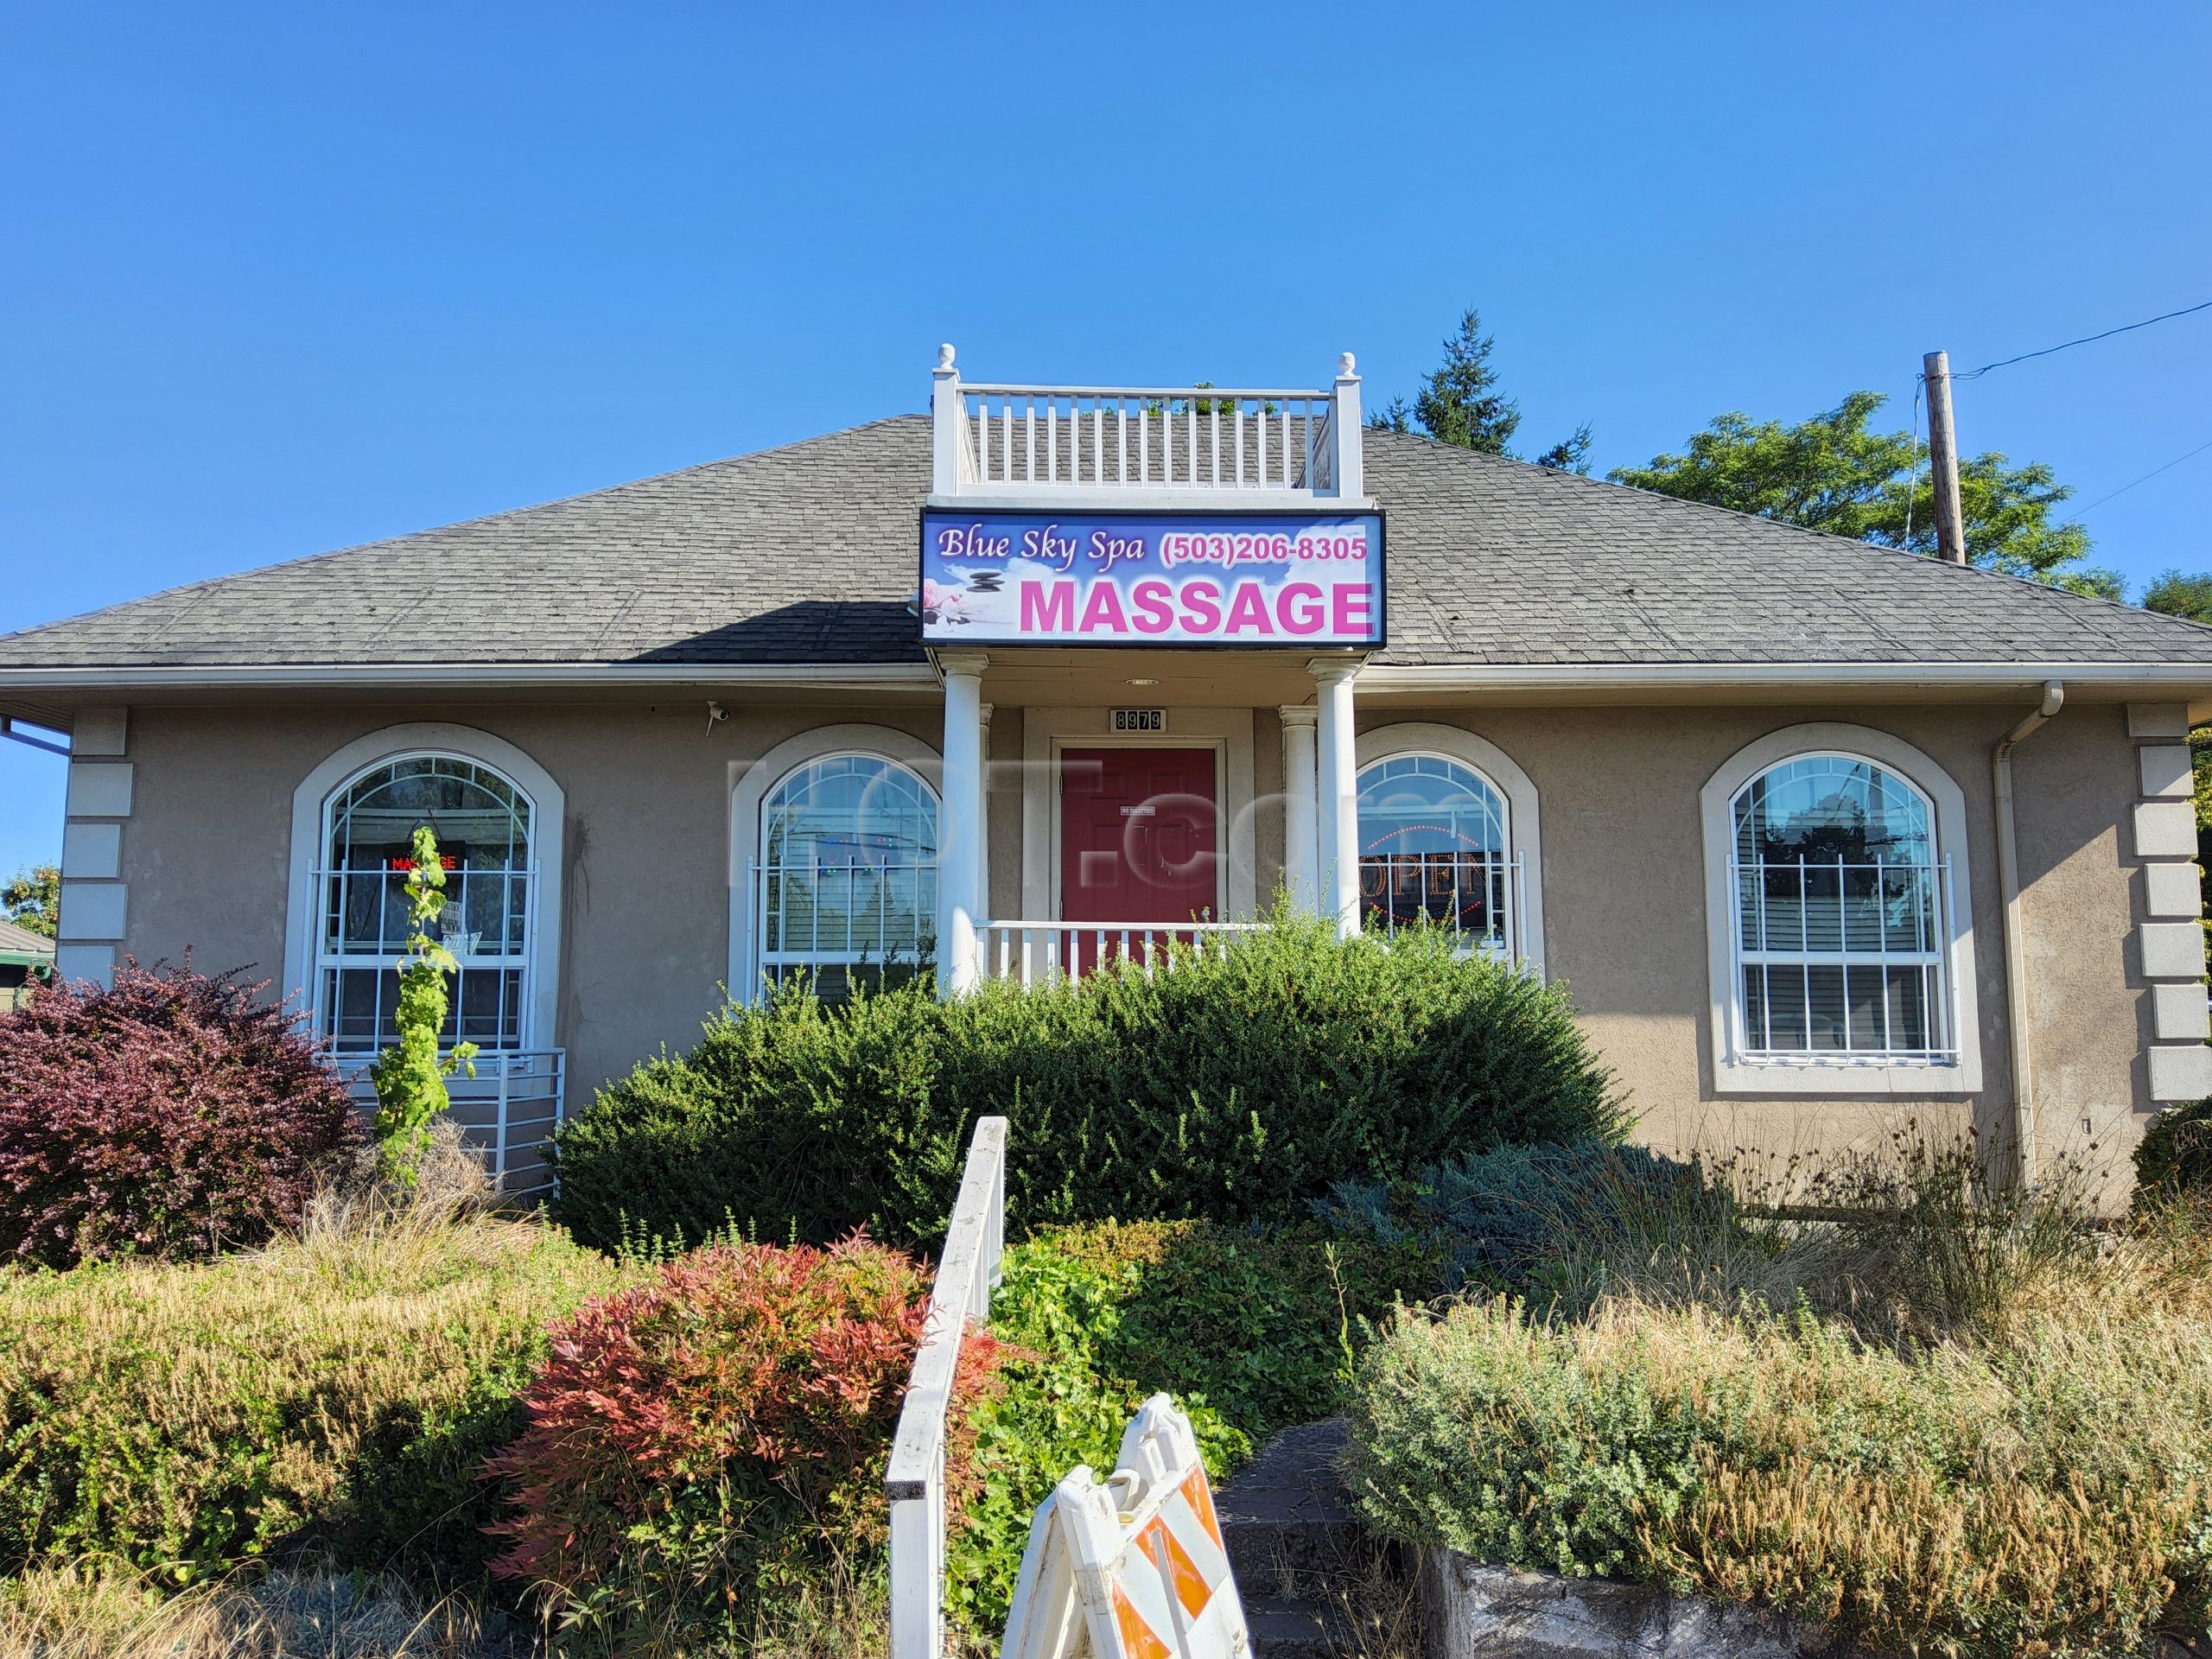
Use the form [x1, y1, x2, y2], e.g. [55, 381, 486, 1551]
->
[4, 3, 2209, 877]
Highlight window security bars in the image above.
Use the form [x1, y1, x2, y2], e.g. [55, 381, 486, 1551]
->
[1729, 856, 1956, 1061]
[954, 385, 1336, 495]
[332, 1047, 567, 1197]
[747, 858, 938, 999]
[1359, 849, 1523, 960]
[308, 862, 538, 1054]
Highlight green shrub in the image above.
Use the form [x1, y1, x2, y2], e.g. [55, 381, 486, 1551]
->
[1318, 1140, 1707, 1294]
[0, 1209, 627, 1580]
[2139, 1096, 2212, 1205]
[950, 1217, 1426, 1635]
[1346, 1267, 2212, 1659]
[552, 914, 1624, 1251]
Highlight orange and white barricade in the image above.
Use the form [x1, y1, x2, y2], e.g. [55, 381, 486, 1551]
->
[1001, 1394, 1249, 1659]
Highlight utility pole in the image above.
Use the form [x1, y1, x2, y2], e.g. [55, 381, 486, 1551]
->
[1923, 351, 1967, 566]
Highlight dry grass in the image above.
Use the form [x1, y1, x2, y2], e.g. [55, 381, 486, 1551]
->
[0, 1562, 518, 1659]
[0, 1141, 632, 1580]
[1349, 1192, 2212, 1658]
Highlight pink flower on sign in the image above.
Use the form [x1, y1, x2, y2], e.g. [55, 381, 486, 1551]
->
[921, 580, 963, 613]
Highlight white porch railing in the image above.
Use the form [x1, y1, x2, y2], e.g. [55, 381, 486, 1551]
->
[976, 919, 1265, 986]
[886, 1115, 1008, 1659]
[335, 1047, 568, 1197]
[931, 346, 1366, 502]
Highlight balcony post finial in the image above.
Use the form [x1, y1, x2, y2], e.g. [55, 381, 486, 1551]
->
[1332, 351, 1364, 500]
[931, 344, 964, 494]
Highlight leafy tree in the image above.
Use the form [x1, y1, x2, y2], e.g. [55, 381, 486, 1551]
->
[367, 825, 476, 1182]
[2144, 569, 2212, 625]
[1610, 391, 2119, 595]
[2, 865, 59, 938]
[1371, 309, 1592, 473]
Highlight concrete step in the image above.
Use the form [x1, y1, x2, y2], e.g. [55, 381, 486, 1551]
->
[1218, 1418, 1361, 1599]
[1238, 1594, 1352, 1659]
[1217, 1419, 1416, 1657]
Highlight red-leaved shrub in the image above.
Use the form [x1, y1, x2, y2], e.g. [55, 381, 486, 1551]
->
[485, 1233, 1007, 1640]
[0, 961, 361, 1267]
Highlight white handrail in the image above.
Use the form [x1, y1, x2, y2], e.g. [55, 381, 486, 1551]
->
[977, 918, 1264, 986]
[886, 1115, 1008, 1659]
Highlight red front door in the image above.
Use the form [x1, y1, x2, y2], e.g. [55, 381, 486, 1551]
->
[1060, 747, 1218, 969]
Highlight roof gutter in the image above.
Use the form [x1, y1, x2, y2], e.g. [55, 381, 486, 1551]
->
[1357, 662, 2212, 695]
[0, 658, 2208, 697]
[1993, 679, 2065, 1189]
[0, 662, 940, 694]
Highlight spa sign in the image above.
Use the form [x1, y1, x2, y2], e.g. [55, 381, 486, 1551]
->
[918, 508, 1386, 647]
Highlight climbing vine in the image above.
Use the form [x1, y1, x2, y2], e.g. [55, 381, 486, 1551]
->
[368, 824, 477, 1181]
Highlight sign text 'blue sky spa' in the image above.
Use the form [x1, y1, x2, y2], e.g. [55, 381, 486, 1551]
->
[918, 509, 1386, 647]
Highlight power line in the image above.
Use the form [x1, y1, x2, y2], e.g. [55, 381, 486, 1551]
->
[1954, 298, 2212, 380]
[2061, 434, 2212, 523]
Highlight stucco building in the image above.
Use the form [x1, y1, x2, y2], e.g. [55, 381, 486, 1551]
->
[5, 349, 2210, 1192]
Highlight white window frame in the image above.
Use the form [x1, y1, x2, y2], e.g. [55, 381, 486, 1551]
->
[1700, 723, 1982, 1095]
[1355, 723, 1545, 977]
[728, 724, 944, 1003]
[283, 724, 566, 1054]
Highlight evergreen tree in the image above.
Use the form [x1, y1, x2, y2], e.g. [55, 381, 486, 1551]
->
[1370, 308, 1592, 472]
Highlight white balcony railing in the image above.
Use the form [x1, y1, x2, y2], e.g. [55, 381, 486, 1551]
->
[976, 919, 1265, 987]
[930, 346, 1367, 504]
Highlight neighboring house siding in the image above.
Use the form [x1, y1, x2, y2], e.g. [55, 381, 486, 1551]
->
[110, 696, 2158, 1196]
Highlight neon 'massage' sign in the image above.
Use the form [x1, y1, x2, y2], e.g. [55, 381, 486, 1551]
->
[918, 508, 1385, 647]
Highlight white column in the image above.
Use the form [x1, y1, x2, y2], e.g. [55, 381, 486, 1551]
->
[936, 651, 988, 996]
[1309, 658, 1362, 939]
[1278, 705, 1319, 913]
[976, 702, 994, 926]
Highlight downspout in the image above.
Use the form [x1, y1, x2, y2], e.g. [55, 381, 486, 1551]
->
[1993, 680, 2065, 1188]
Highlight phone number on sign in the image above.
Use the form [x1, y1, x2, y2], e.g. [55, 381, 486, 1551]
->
[1158, 530, 1369, 570]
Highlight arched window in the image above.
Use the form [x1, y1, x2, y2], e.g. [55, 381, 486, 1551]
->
[1356, 753, 1516, 955]
[1729, 753, 1950, 1058]
[754, 753, 938, 996]
[316, 753, 536, 1054]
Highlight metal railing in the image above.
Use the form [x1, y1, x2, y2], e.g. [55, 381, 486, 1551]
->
[886, 1116, 1007, 1659]
[976, 919, 1265, 985]
[1728, 856, 1956, 1060]
[334, 1046, 568, 1196]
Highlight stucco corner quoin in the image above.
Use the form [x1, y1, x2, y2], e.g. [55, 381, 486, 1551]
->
[1696, 721, 1984, 1096]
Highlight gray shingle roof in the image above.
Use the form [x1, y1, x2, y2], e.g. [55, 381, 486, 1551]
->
[7, 415, 2212, 671]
